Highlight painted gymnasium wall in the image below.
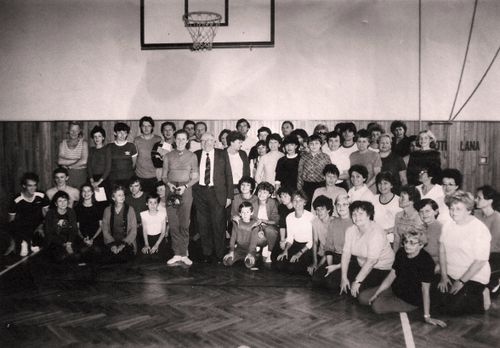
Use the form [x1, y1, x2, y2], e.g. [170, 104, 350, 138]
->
[0, 0, 499, 121]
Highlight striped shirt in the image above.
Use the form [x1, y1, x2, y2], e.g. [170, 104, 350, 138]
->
[297, 152, 331, 189]
[60, 139, 86, 169]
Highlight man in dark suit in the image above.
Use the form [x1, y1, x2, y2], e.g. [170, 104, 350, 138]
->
[193, 133, 233, 262]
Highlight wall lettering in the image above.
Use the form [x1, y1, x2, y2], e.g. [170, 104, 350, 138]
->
[460, 141, 480, 151]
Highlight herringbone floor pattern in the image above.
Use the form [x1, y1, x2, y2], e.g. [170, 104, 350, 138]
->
[1, 256, 499, 347]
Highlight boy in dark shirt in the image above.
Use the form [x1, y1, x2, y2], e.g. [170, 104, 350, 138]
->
[358, 230, 446, 327]
[224, 202, 260, 268]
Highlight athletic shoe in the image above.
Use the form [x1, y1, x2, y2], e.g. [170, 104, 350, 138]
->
[166, 255, 182, 265]
[20, 241, 28, 257]
[180, 256, 193, 266]
[30, 246, 40, 253]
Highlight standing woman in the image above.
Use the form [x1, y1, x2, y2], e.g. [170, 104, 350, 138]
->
[379, 134, 407, 192]
[373, 172, 402, 236]
[436, 191, 491, 315]
[108, 122, 138, 189]
[87, 126, 111, 201]
[58, 121, 88, 189]
[161, 130, 199, 266]
[225, 131, 251, 192]
[255, 133, 284, 185]
[407, 130, 441, 186]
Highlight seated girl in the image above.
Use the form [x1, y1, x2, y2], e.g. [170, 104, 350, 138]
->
[414, 198, 442, 266]
[101, 185, 137, 263]
[373, 171, 402, 240]
[140, 193, 168, 259]
[393, 185, 423, 254]
[44, 191, 79, 263]
[224, 202, 260, 268]
[347, 165, 375, 204]
[275, 135, 300, 192]
[339, 201, 395, 298]
[358, 230, 446, 328]
[74, 183, 104, 262]
[275, 190, 315, 274]
[312, 195, 353, 289]
[277, 187, 294, 251]
[309, 195, 335, 275]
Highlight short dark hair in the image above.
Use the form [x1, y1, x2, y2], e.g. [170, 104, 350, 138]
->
[355, 129, 370, 141]
[236, 118, 251, 129]
[183, 120, 195, 129]
[441, 168, 463, 188]
[51, 190, 70, 207]
[238, 176, 256, 192]
[174, 129, 188, 139]
[258, 126, 272, 136]
[419, 164, 441, 184]
[256, 181, 275, 195]
[112, 184, 126, 195]
[226, 130, 245, 146]
[477, 185, 500, 212]
[367, 123, 384, 134]
[146, 192, 160, 203]
[282, 135, 300, 148]
[291, 128, 308, 141]
[195, 121, 207, 131]
[218, 129, 231, 143]
[277, 186, 294, 198]
[400, 185, 421, 203]
[281, 121, 294, 130]
[326, 131, 341, 141]
[161, 121, 176, 133]
[139, 116, 154, 129]
[90, 125, 106, 139]
[266, 133, 282, 147]
[53, 167, 69, 177]
[239, 201, 254, 213]
[323, 164, 340, 177]
[349, 200, 375, 220]
[390, 120, 407, 134]
[255, 140, 268, 151]
[21, 172, 39, 186]
[312, 195, 333, 215]
[349, 165, 369, 180]
[292, 190, 308, 204]
[114, 122, 130, 133]
[376, 171, 396, 187]
[414, 198, 439, 212]
[129, 175, 141, 187]
[307, 133, 322, 144]
[342, 122, 357, 134]
[154, 181, 166, 190]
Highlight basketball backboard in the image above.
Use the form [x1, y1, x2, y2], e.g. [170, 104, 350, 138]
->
[141, 0, 275, 49]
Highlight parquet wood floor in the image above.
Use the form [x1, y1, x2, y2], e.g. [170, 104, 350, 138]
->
[1, 255, 499, 347]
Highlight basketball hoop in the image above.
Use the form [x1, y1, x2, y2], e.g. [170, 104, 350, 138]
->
[183, 11, 222, 51]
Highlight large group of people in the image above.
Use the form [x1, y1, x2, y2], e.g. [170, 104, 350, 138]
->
[4, 117, 500, 325]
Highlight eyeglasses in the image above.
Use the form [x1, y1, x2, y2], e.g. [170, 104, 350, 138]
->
[419, 170, 428, 175]
[403, 240, 421, 246]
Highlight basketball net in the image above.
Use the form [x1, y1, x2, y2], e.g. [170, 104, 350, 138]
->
[183, 12, 222, 51]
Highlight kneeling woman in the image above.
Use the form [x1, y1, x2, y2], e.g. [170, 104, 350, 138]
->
[435, 190, 491, 315]
[44, 191, 79, 263]
[275, 190, 315, 274]
[358, 230, 446, 327]
[339, 201, 395, 298]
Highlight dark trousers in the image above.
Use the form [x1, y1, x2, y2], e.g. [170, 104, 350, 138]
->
[193, 186, 226, 259]
[100, 241, 135, 264]
[273, 241, 313, 275]
[312, 253, 342, 289]
[73, 236, 105, 263]
[302, 181, 325, 210]
[489, 252, 500, 289]
[139, 177, 158, 196]
[317, 256, 390, 294]
[45, 243, 80, 264]
[431, 277, 486, 316]
[167, 187, 193, 256]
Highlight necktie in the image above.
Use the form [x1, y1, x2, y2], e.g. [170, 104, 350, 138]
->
[204, 153, 211, 186]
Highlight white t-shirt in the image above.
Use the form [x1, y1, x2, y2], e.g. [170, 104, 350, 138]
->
[285, 210, 315, 249]
[440, 217, 491, 284]
[228, 151, 244, 185]
[417, 184, 450, 225]
[373, 194, 402, 231]
[347, 185, 375, 204]
[140, 208, 167, 236]
[322, 147, 351, 180]
[343, 223, 395, 270]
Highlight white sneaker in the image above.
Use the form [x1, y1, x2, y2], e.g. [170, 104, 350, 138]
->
[30, 245, 40, 253]
[181, 256, 193, 266]
[167, 255, 182, 265]
[20, 241, 28, 257]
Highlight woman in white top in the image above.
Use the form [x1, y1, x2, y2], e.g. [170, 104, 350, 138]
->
[255, 134, 284, 185]
[435, 191, 491, 315]
[339, 201, 395, 299]
[58, 121, 88, 189]
[373, 172, 402, 236]
[275, 190, 315, 274]
[416, 165, 446, 224]
[347, 165, 375, 204]
[140, 193, 168, 258]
